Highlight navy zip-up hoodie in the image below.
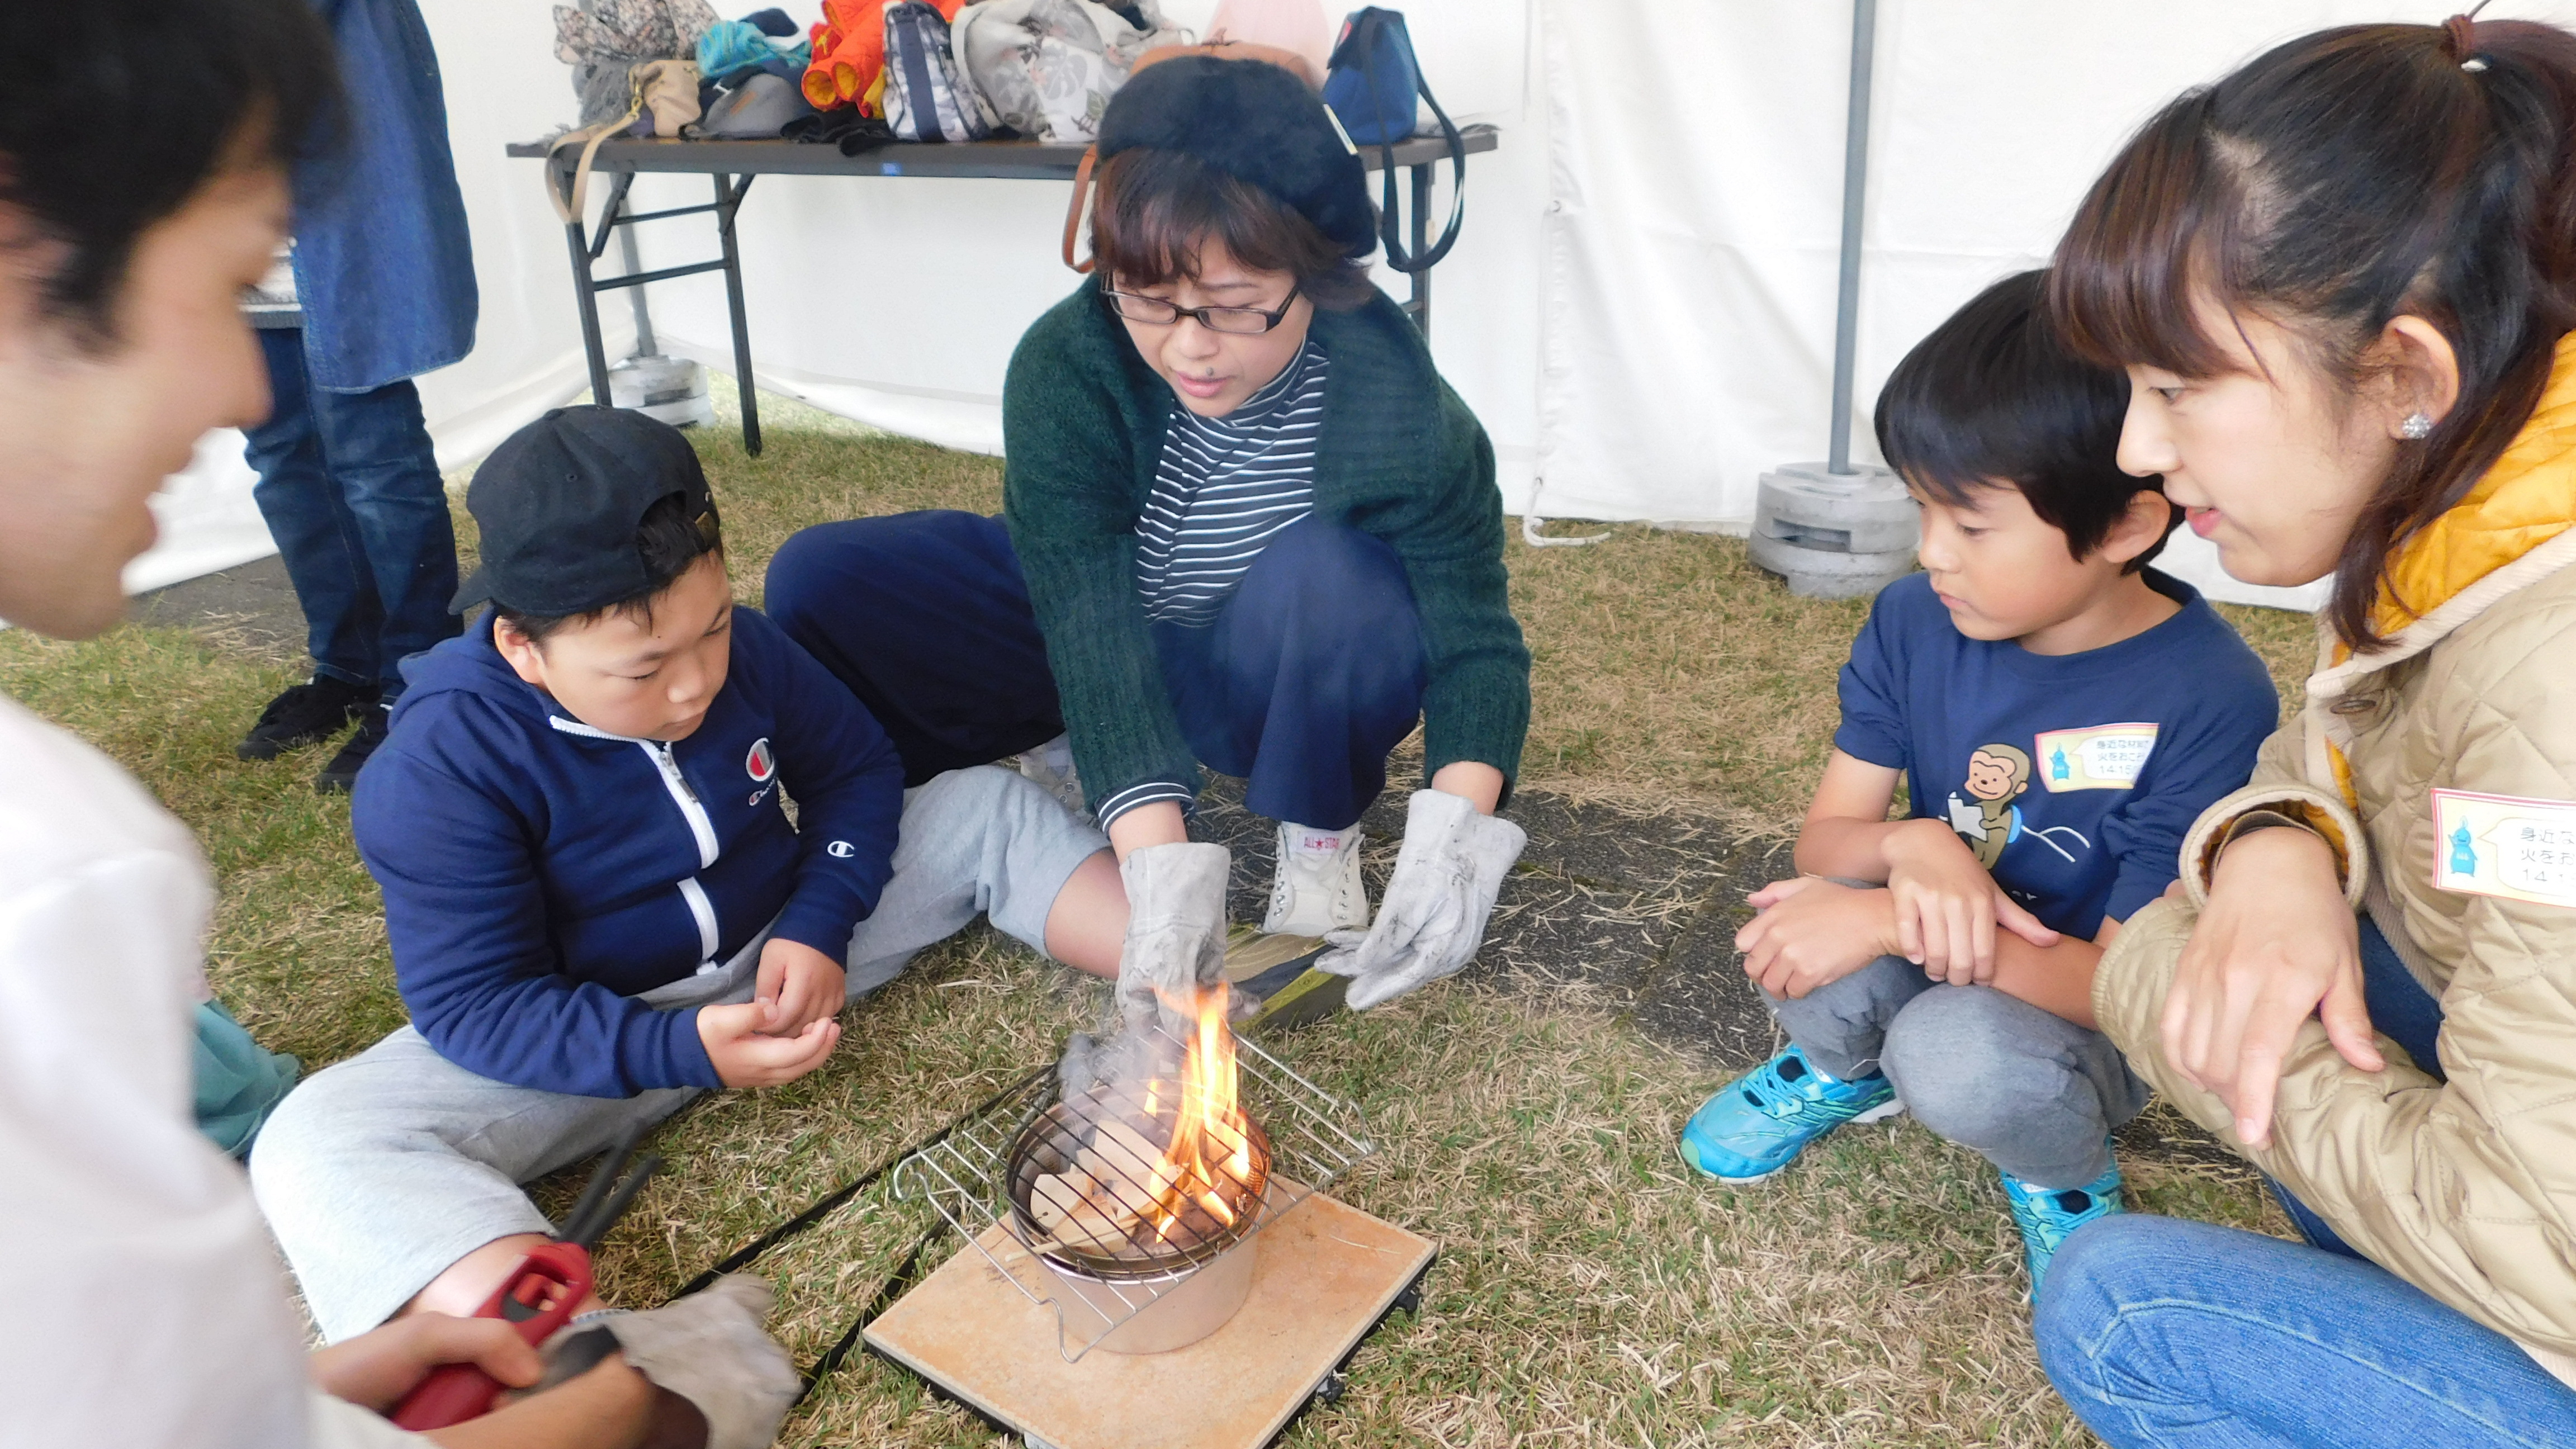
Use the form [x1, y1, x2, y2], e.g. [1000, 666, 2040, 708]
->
[352, 607, 905, 1097]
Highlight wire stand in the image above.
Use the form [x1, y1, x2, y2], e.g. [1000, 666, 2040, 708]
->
[891, 1025, 1373, 1361]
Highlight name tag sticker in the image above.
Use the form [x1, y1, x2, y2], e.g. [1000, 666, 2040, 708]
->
[2033, 723, 2160, 792]
[2431, 787, 2576, 908]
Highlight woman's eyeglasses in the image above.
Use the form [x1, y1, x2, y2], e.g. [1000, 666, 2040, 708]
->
[1102, 284, 1303, 335]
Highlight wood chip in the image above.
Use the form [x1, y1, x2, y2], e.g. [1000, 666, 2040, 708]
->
[1027, 1172, 1131, 1253]
[1081, 1117, 1178, 1221]
[1082, 1117, 1169, 1178]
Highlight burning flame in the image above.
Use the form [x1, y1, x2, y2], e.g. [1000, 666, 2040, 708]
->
[1139, 982, 1257, 1245]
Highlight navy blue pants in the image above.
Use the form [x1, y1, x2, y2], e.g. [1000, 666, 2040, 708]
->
[764, 510, 1427, 830]
[244, 328, 460, 698]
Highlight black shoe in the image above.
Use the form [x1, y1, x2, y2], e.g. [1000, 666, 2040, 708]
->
[238, 677, 377, 760]
[314, 704, 391, 794]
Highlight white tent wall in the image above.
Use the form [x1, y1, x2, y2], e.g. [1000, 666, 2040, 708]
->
[123, 0, 633, 595]
[1538, 0, 2574, 611]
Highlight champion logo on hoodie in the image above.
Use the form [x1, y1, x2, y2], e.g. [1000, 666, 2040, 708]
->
[746, 738, 775, 783]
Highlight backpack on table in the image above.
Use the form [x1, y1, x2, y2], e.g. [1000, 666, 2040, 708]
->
[950, 0, 1187, 143]
[883, 0, 992, 140]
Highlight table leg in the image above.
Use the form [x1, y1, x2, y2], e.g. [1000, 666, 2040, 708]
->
[614, 200, 657, 359]
[560, 162, 613, 408]
[1409, 160, 1433, 339]
[714, 173, 761, 456]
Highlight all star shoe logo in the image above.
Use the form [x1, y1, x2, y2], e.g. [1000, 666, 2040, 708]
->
[746, 737, 775, 783]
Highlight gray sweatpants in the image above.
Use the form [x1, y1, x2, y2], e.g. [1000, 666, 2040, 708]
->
[250, 765, 1105, 1341]
[1768, 954, 2148, 1189]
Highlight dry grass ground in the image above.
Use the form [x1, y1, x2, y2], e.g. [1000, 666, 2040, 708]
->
[0, 379, 2317, 1446]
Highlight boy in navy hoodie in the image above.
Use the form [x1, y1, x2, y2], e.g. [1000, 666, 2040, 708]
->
[251, 407, 1127, 1342]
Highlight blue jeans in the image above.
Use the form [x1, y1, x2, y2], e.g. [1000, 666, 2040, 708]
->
[244, 328, 460, 697]
[2035, 918, 2576, 1446]
[763, 510, 1427, 830]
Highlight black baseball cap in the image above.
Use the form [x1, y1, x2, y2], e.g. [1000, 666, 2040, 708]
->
[452, 405, 720, 615]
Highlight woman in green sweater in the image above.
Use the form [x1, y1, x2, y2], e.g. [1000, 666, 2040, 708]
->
[768, 55, 1530, 1016]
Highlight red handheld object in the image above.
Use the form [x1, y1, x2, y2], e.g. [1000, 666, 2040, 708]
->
[389, 1241, 596, 1431]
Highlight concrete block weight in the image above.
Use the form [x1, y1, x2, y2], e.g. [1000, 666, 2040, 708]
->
[607, 354, 716, 430]
[1749, 461, 1918, 599]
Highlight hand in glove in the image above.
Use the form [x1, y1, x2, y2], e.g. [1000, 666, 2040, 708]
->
[1318, 789, 1524, 1010]
[536, 1275, 801, 1449]
[1114, 841, 1232, 1037]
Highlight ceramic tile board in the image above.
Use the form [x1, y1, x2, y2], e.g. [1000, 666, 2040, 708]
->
[863, 1193, 1433, 1449]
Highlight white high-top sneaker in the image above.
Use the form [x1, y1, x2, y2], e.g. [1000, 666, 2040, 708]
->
[1014, 734, 1086, 819]
[1261, 822, 1371, 936]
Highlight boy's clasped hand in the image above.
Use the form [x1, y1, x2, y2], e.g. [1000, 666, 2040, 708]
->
[695, 937, 848, 1088]
[1880, 817, 2059, 983]
[1736, 818, 2059, 1002]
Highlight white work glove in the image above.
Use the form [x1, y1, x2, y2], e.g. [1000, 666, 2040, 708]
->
[539, 1275, 801, 1449]
[1318, 789, 1525, 1010]
[1115, 841, 1232, 1036]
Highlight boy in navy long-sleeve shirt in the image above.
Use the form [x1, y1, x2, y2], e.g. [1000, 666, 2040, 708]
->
[1674, 274, 2278, 1297]
[251, 408, 1129, 1341]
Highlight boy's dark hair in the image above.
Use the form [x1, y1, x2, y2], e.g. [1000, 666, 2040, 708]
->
[0, 0, 342, 346]
[492, 494, 726, 646]
[2051, 20, 2576, 650]
[1876, 269, 2176, 573]
[1090, 149, 1376, 311]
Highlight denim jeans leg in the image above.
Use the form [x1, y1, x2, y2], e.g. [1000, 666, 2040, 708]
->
[245, 329, 380, 686]
[2036, 1214, 2576, 1448]
[1763, 954, 1934, 1082]
[306, 371, 459, 698]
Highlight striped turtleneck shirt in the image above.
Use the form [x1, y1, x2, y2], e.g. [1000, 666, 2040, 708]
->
[1133, 338, 1328, 626]
[1098, 339, 1328, 826]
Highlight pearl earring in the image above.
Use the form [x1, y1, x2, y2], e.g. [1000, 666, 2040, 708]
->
[2400, 411, 2435, 440]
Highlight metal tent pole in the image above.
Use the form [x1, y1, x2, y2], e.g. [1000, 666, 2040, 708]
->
[1826, 0, 1876, 475]
[1746, 0, 1916, 597]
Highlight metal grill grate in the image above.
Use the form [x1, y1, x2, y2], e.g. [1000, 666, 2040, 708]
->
[891, 1024, 1374, 1360]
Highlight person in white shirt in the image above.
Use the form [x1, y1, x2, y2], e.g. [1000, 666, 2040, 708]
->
[0, 2, 794, 1446]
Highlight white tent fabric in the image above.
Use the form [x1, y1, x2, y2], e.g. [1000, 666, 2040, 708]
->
[1533, 0, 2570, 609]
[131, 0, 2560, 614]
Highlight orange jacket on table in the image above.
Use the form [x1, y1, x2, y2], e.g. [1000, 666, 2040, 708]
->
[2098, 330, 2576, 1386]
[805, 0, 967, 113]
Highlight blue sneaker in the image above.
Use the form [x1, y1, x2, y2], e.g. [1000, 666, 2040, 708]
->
[1678, 1045, 1901, 1183]
[2001, 1149, 2128, 1297]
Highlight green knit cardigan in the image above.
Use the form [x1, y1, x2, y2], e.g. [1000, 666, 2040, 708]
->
[1001, 281, 1531, 816]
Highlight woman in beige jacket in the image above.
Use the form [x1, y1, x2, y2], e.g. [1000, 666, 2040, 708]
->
[2028, 15, 2576, 1448]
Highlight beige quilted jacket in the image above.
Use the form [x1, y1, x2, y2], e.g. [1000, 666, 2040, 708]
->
[2096, 334, 2576, 1385]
